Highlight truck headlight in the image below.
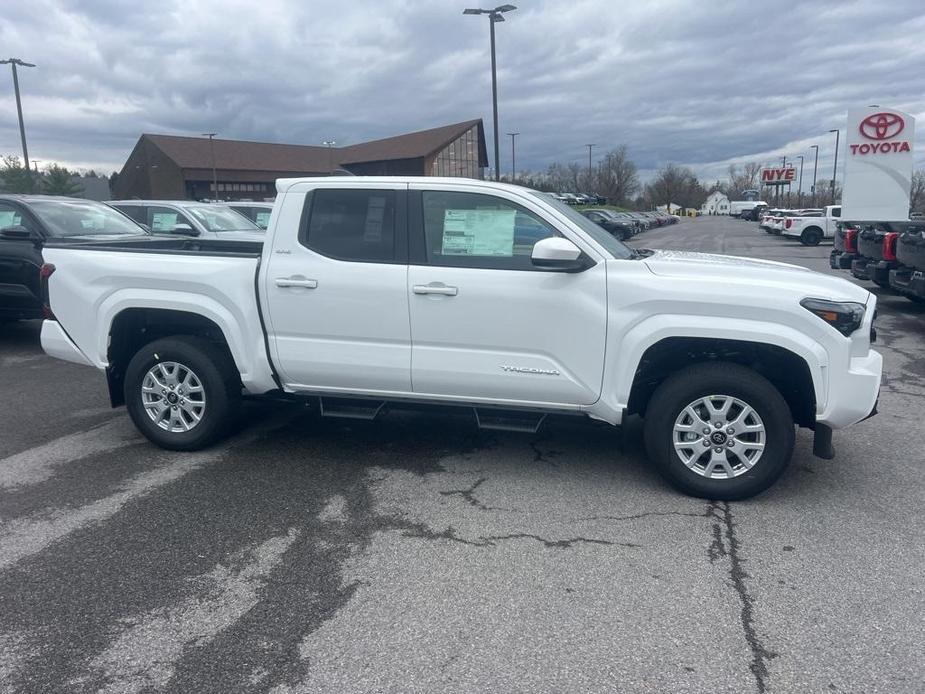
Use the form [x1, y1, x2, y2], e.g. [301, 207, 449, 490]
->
[800, 298, 866, 336]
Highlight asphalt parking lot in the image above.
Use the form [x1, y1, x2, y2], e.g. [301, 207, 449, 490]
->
[1, 215, 923, 694]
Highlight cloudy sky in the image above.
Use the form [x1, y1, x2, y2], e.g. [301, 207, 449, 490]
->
[2, 0, 925, 184]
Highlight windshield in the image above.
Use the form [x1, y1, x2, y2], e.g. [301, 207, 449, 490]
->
[528, 191, 634, 259]
[29, 200, 148, 237]
[184, 205, 262, 232]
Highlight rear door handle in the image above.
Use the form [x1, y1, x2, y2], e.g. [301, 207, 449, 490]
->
[275, 277, 318, 288]
[413, 283, 458, 296]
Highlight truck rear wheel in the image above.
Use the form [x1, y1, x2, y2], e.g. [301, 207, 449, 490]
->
[801, 227, 822, 246]
[643, 362, 795, 500]
[124, 336, 241, 451]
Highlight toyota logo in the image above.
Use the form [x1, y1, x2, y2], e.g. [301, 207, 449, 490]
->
[859, 112, 904, 140]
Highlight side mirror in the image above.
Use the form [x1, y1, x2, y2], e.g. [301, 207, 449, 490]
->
[172, 223, 200, 237]
[531, 237, 590, 272]
[0, 225, 40, 243]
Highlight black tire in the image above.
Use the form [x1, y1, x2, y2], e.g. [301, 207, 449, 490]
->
[643, 362, 795, 500]
[124, 336, 241, 451]
[801, 227, 823, 246]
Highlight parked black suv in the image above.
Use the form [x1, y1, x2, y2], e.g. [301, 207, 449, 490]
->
[0, 195, 148, 322]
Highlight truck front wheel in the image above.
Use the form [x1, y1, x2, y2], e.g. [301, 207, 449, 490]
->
[124, 336, 241, 451]
[643, 362, 795, 500]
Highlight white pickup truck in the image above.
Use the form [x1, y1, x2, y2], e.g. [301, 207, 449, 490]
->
[39, 177, 881, 500]
[781, 205, 842, 246]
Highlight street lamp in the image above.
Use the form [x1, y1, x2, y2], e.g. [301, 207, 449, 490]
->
[810, 144, 819, 206]
[202, 133, 218, 199]
[796, 155, 804, 207]
[828, 129, 840, 203]
[464, 4, 517, 182]
[585, 144, 595, 189]
[322, 140, 337, 174]
[506, 132, 519, 181]
[1, 58, 36, 182]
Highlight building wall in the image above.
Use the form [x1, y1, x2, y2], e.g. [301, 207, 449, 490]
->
[113, 137, 186, 200]
[429, 125, 483, 178]
[343, 158, 425, 176]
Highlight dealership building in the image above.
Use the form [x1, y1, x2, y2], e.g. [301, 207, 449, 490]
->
[112, 119, 488, 200]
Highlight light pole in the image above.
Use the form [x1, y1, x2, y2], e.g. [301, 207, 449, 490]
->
[796, 155, 804, 207]
[1, 58, 36, 184]
[202, 133, 218, 199]
[780, 156, 787, 207]
[810, 144, 819, 206]
[323, 140, 336, 174]
[585, 144, 595, 190]
[506, 132, 518, 181]
[464, 4, 517, 182]
[828, 129, 840, 204]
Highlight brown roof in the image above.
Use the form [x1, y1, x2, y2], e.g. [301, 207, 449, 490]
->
[145, 134, 333, 173]
[338, 119, 486, 164]
[140, 118, 487, 174]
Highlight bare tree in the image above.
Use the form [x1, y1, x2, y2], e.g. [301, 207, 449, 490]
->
[596, 146, 640, 205]
[910, 170, 925, 215]
[725, 162, 762, 199]
[645, 163, 706, 210]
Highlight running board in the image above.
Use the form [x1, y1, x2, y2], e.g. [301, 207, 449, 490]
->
[319, 397, 386, 421]
[474, 408, 546, 433]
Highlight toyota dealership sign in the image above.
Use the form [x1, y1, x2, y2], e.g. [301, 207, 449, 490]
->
[842, 107, 915, 221]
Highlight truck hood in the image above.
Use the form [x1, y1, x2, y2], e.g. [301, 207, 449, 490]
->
[641, 250, 870, 302]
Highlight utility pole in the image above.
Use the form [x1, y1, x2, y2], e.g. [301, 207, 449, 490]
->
[506, 132, 518, 181]
[586, 144, 595, 189]
[796, 155, 804, 208]
[202, 133, 218, 199]
[829, 129, 840, 204]
[810, 144, 819, 207]
[1, 58, 36, 183]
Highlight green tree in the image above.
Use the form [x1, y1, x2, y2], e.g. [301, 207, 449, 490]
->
[0, 155, 35, 193]
[42, 164, 84, 197]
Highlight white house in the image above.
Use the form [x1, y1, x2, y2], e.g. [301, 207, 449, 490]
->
[701, 191, 730, 215]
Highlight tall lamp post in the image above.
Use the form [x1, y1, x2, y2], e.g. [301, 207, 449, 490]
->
[828, 129, 840, 204]
[796, 155, 804, 208]
[464, 4, 517, 182]
[1, 58, 36, 184]
[780, 156, 788, 207]
[809, 144, 819, 206]
[202, 133, 218, 199]
[322, 140, 337, 174]
[506, 132, 519, 181]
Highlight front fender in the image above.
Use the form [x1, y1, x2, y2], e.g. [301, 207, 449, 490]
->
[589, 314, 828, 424]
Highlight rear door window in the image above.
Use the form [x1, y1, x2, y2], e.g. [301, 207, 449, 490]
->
[300, 189, 397, 263]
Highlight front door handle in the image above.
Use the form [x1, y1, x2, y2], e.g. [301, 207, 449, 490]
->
[275, 277, 318, 288]
[413, 283, 458, 296]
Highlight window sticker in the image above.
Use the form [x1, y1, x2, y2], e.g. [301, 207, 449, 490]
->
[441, 208, 516, 256]
[363, 196, 387, 242]
[150, 212, 179, 232]
[0, 211, 19, 228]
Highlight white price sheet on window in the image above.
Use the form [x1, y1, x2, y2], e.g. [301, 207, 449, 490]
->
[441, 209, 516, 256]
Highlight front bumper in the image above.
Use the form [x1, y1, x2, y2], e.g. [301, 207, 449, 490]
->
[817, 349, 883, 429]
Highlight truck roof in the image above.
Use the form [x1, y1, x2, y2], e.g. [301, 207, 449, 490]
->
[274, 176, 533, 195]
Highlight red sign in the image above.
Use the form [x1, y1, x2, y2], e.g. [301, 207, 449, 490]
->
[760, 167, 796, 186]
[859, 112, 904, 140]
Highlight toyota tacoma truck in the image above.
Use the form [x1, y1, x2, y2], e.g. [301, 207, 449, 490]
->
[39, 177, 881, 500]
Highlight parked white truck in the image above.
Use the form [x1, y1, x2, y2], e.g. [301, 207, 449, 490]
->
[780, 205, 842, 246]
[39, 178, 881, 499]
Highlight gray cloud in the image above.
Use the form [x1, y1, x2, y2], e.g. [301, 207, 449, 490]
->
[1, 0, 923, 182]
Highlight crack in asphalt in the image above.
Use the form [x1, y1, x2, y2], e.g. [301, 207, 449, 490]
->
[387, 516, 640, 550]
[580, 508, 713, 523]
[529, 440, 562, 467]
[709, 501, 777, 694]
[438, 477, 499, 511]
